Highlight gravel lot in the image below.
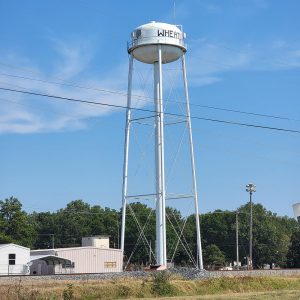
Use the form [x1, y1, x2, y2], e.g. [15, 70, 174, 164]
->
[1, 267, 300, 283]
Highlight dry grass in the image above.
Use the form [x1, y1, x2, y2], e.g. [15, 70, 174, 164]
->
[0, 275, 300, 300]
[130, 290, 300, 299]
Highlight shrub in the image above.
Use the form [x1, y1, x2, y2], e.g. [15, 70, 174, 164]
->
[151, 271, 174, 296]
[117, 285, 130, 297]
[63, 284, 74, 300]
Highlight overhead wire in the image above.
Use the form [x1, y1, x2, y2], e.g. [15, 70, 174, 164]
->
[1, 86, 299, 134]
[2, 42, 297, 262]
[0, 67, 299, 122]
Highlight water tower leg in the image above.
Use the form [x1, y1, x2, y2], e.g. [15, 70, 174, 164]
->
[154, 45, 167, 267]
[121, 55, 134, 263]
[182, 54, 204, 270]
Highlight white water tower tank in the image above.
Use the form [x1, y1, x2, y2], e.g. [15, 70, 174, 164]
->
[128, 21, 186, 64]
[292, 203, 300, 224]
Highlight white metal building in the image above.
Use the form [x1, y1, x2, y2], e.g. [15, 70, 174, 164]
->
[0, 243, 30, 275]
[30, 236, 123, 274]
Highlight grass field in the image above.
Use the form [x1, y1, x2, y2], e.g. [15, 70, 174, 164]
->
[130, 290, 300, 299]
[1, 274, 300, 299]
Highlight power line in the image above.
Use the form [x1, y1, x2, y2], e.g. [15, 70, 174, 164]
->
[0, 71, 133, 99]
[193, 104, 300, 122]
[0, 70, 299, 122]
[1, 86, 299, 134]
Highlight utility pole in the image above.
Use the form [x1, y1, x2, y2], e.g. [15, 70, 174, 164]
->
[246, 183, 256, 269]
[117, 217, 120, 249]
[149, 240, 152, 265]
[51, 234, 55, 249]
[236, 210, 239, 270]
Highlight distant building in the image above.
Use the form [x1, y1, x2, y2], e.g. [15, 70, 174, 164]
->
[0, 236, 123, 276]
[292, 203, 300, 224]
[30, 236, 122, 275]
[29, 253, 71, 275]
[0, 243, 71, 275]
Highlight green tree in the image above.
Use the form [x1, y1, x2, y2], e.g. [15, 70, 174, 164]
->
[165, 207, 189, 265]
[101, 207, 120, 248]
[286, 230, 300, 267]
[33, 200, 119, 249]
[185, 203, 298, 269]
[3, 196, 297, 270]
[238, 203, 297, 268]
[124, 202, 155, 266]
[55, 200, 93, 247]
[203, 244, 226, 269]
[0, 197, 36, 247]
[31, 211, 57, 249]
[200, 210, 235, 262]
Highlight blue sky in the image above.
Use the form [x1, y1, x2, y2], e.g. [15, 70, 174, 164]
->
[0, 0, 299, 217]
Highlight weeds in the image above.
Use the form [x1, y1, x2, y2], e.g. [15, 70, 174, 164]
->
[151, 271, 175, 296]
[117, 285, 130, 297]
[1, 275, 300, 299]
[63, 284, 74, 300]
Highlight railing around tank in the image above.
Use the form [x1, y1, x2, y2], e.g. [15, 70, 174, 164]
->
[127, 36, 187, 51]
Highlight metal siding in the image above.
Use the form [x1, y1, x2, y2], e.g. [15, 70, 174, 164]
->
[55, 247, 122, 273]
[0, 245, 30, 275]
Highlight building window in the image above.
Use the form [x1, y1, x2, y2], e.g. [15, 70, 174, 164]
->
[62, 262, 75, 268]
[8, 254, 16, 265]
[104, 261, 116, 268]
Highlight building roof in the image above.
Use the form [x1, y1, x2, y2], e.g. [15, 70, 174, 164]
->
[82, 235, 110, 238]
[0, 243, 30, 251]
[31, 249, 56, 254]
[55, 246, 122, 252]
[32, 246, 121, 252]
[30, 255, 71, 265]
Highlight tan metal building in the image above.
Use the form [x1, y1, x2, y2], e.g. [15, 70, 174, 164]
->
[30, 236, 123, 274]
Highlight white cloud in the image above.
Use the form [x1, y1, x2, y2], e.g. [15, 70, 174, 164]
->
[0, 39, 147, 134]
[186, 41, 252, 86]
[189, 76, 221, 87]
[186, 39, 300, 86]
[1, 35, 299, 134]
[51, 38, 94, 80]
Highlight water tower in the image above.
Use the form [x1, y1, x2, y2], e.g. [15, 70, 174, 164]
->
[120, 21, 203, 269]
[292, 203, 300, 224]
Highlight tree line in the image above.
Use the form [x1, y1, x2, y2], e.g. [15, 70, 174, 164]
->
[0, 196, 299, 269]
